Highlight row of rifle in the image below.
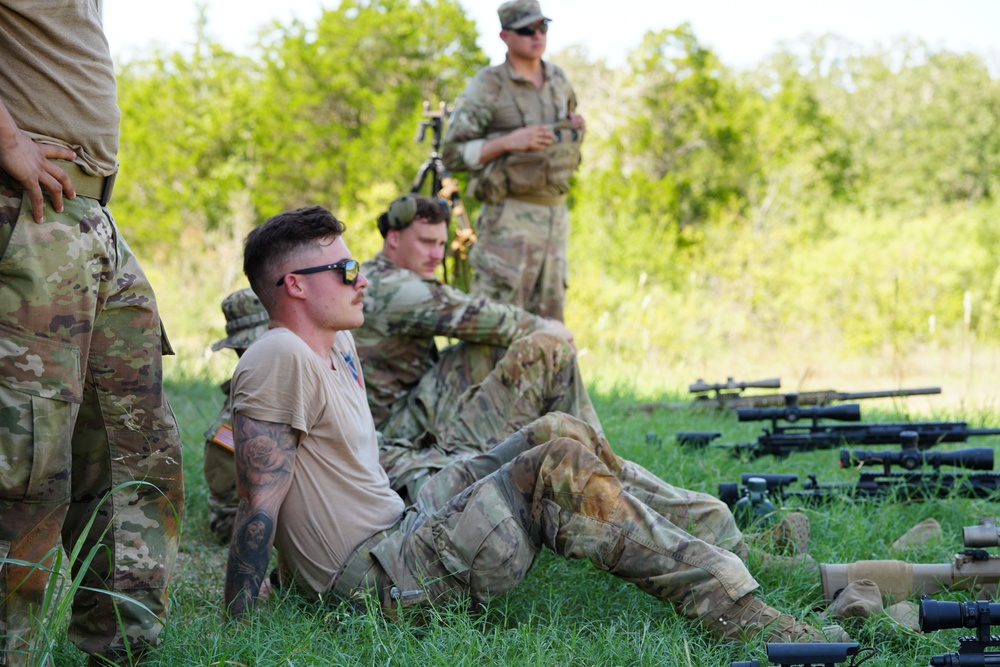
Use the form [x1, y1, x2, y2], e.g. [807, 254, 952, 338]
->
[733, 521, 1000, 666]
[645, 377, 1000, 510]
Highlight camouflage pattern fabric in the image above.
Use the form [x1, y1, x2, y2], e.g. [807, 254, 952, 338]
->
[442, 58, 579, 320]
[441, 59, 577, 183]
[357, 253, 548, 426]
[468, 198, 568, 320]
[0, 183, 184, 666]
[357, 254, 602, 499]
[335, 413, 756, 624]
[203, 381, 239, 544]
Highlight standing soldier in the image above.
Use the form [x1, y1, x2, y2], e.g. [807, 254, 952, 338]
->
[442, 0, 585, 322]
[0, 3, 184, 664]
[204, 289, 270, 544]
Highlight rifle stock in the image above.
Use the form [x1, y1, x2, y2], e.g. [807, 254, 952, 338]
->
[820, 555, 1000, 605]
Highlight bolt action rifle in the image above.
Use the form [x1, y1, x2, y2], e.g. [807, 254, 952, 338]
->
[628, 376, 940, 414]
[920, 597, 1000, 667]
[412, 101, 476, 292]
[680, 394, 1000, 459]
[819, 520, 1000, 607]
[731, 643, 875, 667]
[718, 439, 1000, 510]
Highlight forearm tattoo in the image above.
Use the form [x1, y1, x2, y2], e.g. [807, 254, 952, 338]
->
[223, 414, 297, 618]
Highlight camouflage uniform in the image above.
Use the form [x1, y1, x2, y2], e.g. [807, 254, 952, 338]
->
[356, 253, 603, 498]
[203, 289, 269, 544]
[1, 6, 184, 663]
[442, 2, 582, 321]
[0, 187, 184, 665]
[331, 412, 757, 633]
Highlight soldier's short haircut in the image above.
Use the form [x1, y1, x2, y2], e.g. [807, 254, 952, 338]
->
[377, 194, 449, 237]
[244, 205, 347, 309]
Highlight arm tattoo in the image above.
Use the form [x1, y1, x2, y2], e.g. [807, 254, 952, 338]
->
[224, 414, 297, 619]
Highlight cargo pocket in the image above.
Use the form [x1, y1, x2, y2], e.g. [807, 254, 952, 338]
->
[428, 478, 536, 601]
[0, 325, 80, 503]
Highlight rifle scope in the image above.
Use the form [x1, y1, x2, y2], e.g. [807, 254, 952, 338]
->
[840, 447, 994, 471]
[731, 643, 864, 667]
[690, 377, 781, 393]
[718, 473, 798, 508]
[920, 598, 1000, 633]
[736, 401, 861, 424]
[964, 524, 1000, 548]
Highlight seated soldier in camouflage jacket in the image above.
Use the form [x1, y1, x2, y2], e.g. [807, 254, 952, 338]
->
[354, 194, 602, 500]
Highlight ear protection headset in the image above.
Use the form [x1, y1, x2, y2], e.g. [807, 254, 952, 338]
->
[377, 194, 452, 237]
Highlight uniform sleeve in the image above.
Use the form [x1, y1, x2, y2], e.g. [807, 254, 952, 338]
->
[442, 69, 501, 172]
[382, 275, 548, 346]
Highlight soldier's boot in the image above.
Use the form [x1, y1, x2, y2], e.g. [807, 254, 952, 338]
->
[706, 594, 848, 643]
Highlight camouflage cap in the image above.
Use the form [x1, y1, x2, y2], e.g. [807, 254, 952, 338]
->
[211, 287, 270, 352]
[498, 0, 550, 30]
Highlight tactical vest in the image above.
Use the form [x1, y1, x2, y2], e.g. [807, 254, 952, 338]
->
[473, 121, 584, 204]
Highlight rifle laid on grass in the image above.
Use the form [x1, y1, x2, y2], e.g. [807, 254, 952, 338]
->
[731, 643, 875, 667]
[628, 376, 940, 414]
[718, 439, 1000, 510]
[678, 395, 1000, 459]
[920, 597, 1000, 667]
[819, 520, 1000, 606]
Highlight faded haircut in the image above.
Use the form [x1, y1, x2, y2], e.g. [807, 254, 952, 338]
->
[243, 205, 347, 309]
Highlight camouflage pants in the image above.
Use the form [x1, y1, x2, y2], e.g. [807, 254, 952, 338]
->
[378, 332, 603, 501]
[0, 183, 184, 666]
[342, 413, 756, 623]
[469, 198, 568, 321]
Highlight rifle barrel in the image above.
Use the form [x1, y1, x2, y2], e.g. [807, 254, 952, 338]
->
[837, 386, 942, 400]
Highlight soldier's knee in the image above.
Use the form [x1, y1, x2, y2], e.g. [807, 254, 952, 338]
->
[520, 330, 574, 357]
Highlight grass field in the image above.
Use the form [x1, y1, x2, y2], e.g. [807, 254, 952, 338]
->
[33, 351, 1000, 666]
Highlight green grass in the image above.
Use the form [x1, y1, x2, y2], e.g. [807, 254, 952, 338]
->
[34, 364, 1000, 666]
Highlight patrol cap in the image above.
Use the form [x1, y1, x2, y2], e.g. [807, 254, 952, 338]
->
[498, 0, 551, 30]
[210, 287, 270, 352]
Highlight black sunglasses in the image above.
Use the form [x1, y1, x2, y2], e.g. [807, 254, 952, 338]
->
[275, 259, 361, 286]
[513, 21, 548, 37]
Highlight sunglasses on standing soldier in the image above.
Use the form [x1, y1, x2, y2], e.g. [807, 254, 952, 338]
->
[275, 259, 361, 286]
[513, 21, 548, 36]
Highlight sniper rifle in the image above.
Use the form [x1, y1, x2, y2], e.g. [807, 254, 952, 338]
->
[680, 395, 1000, 459]
[628, 376, 940, 413]
[718, 441, 1000, 513]
[920, 597, 1000, 667]
[820, 519, 1000, 605]
[731, 643, 875, 667]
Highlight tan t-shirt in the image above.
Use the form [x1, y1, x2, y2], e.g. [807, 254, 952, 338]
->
[231, 328, 405, 596]
[0, 0, 120, 175]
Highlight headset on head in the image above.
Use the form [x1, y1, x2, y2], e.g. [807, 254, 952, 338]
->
[377, 194, 452, 237]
